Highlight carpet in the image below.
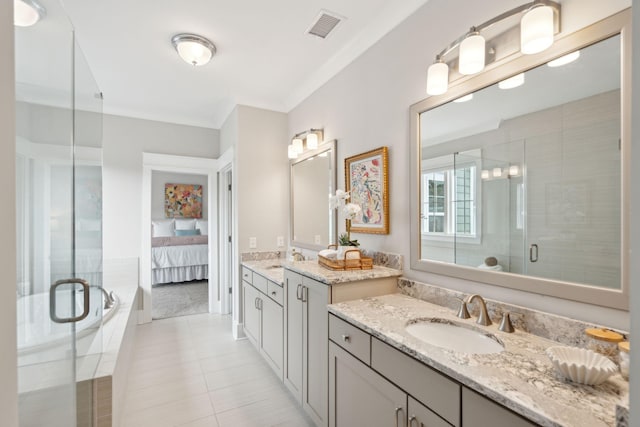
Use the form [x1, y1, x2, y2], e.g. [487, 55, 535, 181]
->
[152, 280, 209, 320]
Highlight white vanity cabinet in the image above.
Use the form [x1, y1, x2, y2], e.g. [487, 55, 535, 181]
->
[329, 314, 537, 427]
[284, 267, 399, 427]
[242, 268, 284, 379]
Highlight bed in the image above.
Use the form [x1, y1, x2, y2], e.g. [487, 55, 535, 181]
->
[151, 219, 209, 285]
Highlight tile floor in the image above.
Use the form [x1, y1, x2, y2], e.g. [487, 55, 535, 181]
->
[121, 313, 314, 427]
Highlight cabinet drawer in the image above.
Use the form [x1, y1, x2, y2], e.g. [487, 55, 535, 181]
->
[371, 338, 460, 426]
[241, 267, 252, 284]
[267, 281, 284, 306]
[408, 397, 452, 427]
[462, 388, 537, 427]
[329, 315, 371, 365]
[252, 273, 269, 294]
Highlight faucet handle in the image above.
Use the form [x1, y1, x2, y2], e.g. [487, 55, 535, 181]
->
[454, 297, 471, 319]
[498, 311, 523, 333]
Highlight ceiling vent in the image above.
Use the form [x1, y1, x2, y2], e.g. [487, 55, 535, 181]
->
[306, 10, 344, 39]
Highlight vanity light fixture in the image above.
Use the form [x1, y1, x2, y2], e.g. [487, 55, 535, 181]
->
[498, 73, 525, 90]
[509, 165, 520, 176]
[492, 168, 503, 178]
[453, 93, 474, 103]
[425, 0, 560, 97]
[481, 170, 490, 180]
[171, 34, 216, 66]
[287, 129, 324, 159]
[14, 0, 46, 27]
[459, 28, 485, 75]
[547, 50, 580, 67]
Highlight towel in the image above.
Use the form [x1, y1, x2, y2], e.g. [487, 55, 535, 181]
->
[319, 249, 337, 259]
[478, 263, 503, 271]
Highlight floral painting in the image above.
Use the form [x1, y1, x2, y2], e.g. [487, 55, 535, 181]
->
[345, 147, 389, 234]
[165, 183, 203, 218]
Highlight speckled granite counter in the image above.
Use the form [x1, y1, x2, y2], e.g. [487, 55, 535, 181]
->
[328, 294, 628, 427]
[242, 259, 285, 285]
[281, 260, 402, 285]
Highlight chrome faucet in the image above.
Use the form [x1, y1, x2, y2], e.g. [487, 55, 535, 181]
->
[291, 249, 305, 261]
[466, 294, 492, 326]
[93, 286, 116, 309]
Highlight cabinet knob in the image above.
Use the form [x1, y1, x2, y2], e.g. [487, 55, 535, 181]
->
[271, 291, 277, 296]
[341, 334, 351, 343]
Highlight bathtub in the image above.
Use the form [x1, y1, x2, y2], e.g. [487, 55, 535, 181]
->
[17, 286, 119, 355]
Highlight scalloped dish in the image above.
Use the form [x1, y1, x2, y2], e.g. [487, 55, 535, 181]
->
[546, 346, 617, 386]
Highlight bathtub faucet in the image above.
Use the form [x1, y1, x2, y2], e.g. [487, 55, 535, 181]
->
[91, 286, 116, 309]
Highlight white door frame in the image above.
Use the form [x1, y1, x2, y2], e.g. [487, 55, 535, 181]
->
[140, 152, 219, 324]
[216, 148, 234, 315]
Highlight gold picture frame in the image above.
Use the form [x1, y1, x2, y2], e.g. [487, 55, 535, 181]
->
[345, 146, 389, 234]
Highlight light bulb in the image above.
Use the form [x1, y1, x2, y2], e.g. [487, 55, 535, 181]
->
[492, 168, 503, 178]
[426, 61, 449, 95]
[521, 5, 554, 54]
[498, 73, 525, 90]
[306, 133, 318, 150]
[14, 0, 45, 27]
[481, 170, 490, 180]
[547, 50, 580, 67]
[459, 31, 485, 75]
[288, 145, 298, 159]
[509, 165, 520, 176]
[292, 138, 303, 154]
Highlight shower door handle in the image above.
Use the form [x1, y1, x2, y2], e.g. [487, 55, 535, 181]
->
[529, 244, 539, 263]
[50, 278, 90, 324]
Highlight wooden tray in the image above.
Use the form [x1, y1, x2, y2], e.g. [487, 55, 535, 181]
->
[318, 247, 373, 271]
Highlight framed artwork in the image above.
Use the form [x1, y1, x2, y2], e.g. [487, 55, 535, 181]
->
[165, 183, 203, 218]
[345, 146, 389, 234]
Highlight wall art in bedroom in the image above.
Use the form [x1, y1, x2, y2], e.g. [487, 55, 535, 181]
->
[165, 183, 203, 218]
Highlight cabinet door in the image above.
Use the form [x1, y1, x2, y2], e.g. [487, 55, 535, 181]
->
[408, 397, 452, 427]
[462, 388, 537, 427]
[242, 282, 260, 347]
[260, 295, 283, 379]
[302, 277, 330, 427]
[329, 342, 407, 427]
[284, 270, 304, 400]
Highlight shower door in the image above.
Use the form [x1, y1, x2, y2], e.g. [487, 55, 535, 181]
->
[15, 0, 103, 425]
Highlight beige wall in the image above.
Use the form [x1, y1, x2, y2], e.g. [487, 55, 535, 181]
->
[288, 0, 631, 329]
[102, 114, 219, 260]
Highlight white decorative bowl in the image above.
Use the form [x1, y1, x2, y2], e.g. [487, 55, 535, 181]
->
[546, 346, 617, 386]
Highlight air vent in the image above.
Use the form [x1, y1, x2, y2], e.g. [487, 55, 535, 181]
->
[306, 10, 344, 39]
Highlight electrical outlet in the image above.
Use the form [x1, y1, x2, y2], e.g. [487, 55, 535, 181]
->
[249, 237, 257, 249]
[277, 236, 284, 247]
[314, 235, 322, 244]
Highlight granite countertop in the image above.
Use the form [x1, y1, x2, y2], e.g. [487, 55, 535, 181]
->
[328, 294, 628, 427]
[281, 260, 402, 285]
[242, 259, 285, 285]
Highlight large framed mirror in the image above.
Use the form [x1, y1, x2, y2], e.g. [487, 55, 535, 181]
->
[290, 140, 337, 250]
[410, 10, 630, 309]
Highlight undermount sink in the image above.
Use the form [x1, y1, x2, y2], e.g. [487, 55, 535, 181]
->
[405, 318, 504, 355]
[265, 265, 283, 270]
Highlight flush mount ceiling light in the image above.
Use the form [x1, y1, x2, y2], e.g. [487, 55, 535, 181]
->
[547, 50, 581, 67]
[287, 129, 324, 159]
[171, 34, 216, 66]
[425, 0, 560, 97]
[14, 0, 46, 27]
[498, 73, 525, 89]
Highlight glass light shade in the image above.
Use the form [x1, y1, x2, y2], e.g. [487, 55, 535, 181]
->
[287, 145, 298, 159]
[459, 33, 485, 75]
[509, 165, 520, 176]
[547, 50, 580, 67]
[498, 73, 525, 90]
[306, 133, 318, 150]
[14, 0, 44, 27]
[426, 62, 449, 95]
[521, 5, 554, 54]
[292, 138, 304, 154]
[176, 41, 213, 66]
[481, 170, 490, 180]
[492, 168, 503, 178]
[453, 93, 473, 103]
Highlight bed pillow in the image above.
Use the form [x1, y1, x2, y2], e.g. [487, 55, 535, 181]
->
[196, 220, 208, 236]
[152, 219, 174, 237]
[175, 218, 197, 230]
[175, 229, 201, 236]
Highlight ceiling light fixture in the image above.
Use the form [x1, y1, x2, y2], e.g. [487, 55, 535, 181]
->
[14, 0, 46, 27]
[498, 73, 525, 89]
[288, 129, 324, 159]
[171, 34, 216, 66]
[425, 0, 560, 97]
[547, 50, 580, 67]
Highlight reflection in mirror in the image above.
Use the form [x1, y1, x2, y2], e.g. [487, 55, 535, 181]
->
[419, 34, 622, 291]
[290, 140, 336, 249]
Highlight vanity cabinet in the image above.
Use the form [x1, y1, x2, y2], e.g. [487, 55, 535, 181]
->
[284, 268, 399, 427]
[242, 270, 284, 379]
[329, 314, 537, 427]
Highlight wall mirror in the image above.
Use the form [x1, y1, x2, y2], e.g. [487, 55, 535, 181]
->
[410, 10, 630, 309]
[290, 140, 337, 250]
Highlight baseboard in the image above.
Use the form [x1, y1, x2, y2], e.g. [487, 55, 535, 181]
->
[232, 321, 246, 340]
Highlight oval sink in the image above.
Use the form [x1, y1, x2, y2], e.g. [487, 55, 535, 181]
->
[405, 318, 504, 354]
